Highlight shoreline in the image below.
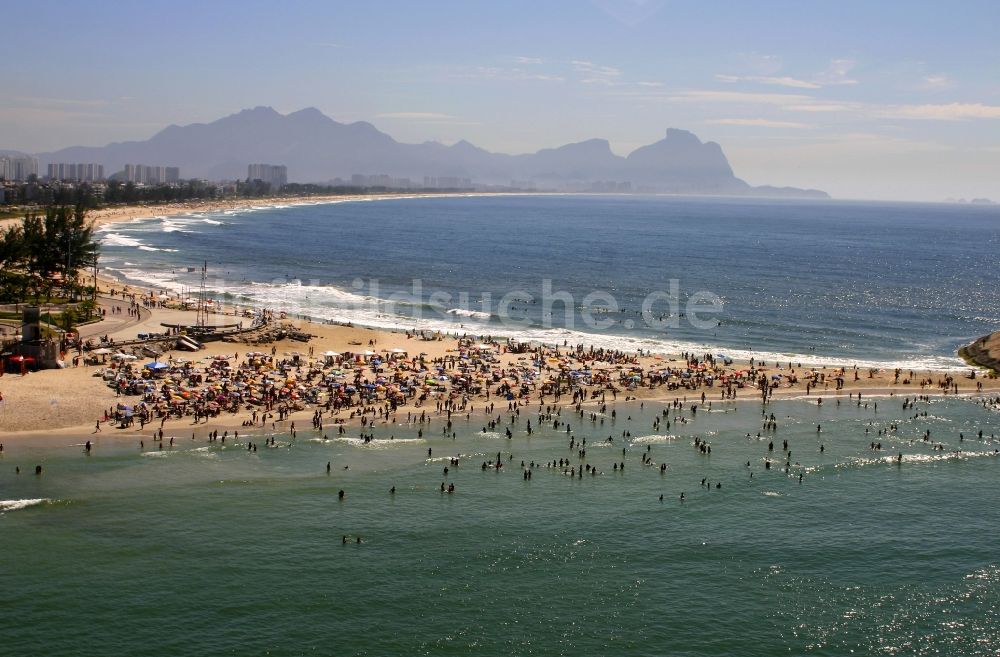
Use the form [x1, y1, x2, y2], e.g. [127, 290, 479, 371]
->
[2, 382, 992, 447]
[0, 191, 567, 234]
[91, 197, 978, 373]
[10, 190, 985, 372]
[2, 283, 997, 441]
[1, 195, 997, 440]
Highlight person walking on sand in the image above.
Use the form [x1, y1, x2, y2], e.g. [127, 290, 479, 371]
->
[95, 419, 102, 433]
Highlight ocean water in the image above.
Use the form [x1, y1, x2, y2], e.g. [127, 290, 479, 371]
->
[3, 395, 1000, 655]
[11, 195, 999, 654]
[97, 195, 1000, 370]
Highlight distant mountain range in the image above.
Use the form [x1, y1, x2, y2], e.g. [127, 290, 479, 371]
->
[33, 106, 828, 198]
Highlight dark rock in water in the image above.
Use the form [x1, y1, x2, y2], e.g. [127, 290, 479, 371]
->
[960, 331, 1000, 374]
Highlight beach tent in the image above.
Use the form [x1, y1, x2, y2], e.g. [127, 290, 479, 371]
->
[144, 362, 169, 370]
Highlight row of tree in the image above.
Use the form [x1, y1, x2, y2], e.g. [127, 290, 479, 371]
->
[1, 179, 225, 207]
[0, 206, 99, 303]
[2, 178, 452, 209]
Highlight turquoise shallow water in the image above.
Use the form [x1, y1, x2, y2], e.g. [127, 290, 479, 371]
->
[3, 395, 999, 655]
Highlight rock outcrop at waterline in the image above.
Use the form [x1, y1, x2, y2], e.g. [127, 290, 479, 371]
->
[960, 331, 1000, 374]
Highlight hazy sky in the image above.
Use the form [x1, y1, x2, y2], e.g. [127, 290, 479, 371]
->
[4, 0, 1000, 200]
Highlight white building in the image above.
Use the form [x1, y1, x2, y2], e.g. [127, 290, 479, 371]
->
[0, 155, 39, 181]
[47, 163, 105, 181]
[123, 164, 180, 184]
[247, 164, 287, 189]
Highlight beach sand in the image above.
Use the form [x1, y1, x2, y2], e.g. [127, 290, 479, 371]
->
[1, 195, 997, 442]
[2, 289, 997, 443]
[0, 191, 550, 233]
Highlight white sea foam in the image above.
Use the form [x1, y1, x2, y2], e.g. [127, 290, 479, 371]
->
[835, 449, 999, 469]
[425, 455, 464, 463]
[102, 232, 146, 248]
[231, 280, 378, 308]
[188, 446, 219, 459]
[447, 308, 492, 320]
[96, 217, 146, 233]
[631, 434, 678, 444]
[1, 498, 52, 513]
[334, 437, 425, 449]
[105, 267, 187, 293]
[160, 219, 190, 233]
[101, 231, 179, 254]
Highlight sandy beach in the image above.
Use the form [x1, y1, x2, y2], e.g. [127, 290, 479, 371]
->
[0, 191, 554, 234]
[1, 194, 997, 442]
[0, 194, 353, 232]
[2, 283, 997, 443]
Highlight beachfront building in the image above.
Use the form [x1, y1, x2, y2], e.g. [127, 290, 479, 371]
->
[423, 175, 472, 189]
[248, 163, 287, 189]
[47, 163, 105, 182]
[0, 155, 39, 181]
[589, 180, 632, 192]
[123, 164, 180, 184]
[347, 173, 414, 188]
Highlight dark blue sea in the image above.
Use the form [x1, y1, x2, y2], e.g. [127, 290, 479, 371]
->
[99, 195, 1000, 368]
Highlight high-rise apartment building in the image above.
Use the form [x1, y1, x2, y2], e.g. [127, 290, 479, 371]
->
[247, 164, 287, 189]
[47, 163, 105, 181]
[123, 164, 181, 184]
[0, 156, 39, 181]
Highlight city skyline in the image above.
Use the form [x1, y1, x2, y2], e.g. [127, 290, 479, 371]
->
[3, 0, 999, 201]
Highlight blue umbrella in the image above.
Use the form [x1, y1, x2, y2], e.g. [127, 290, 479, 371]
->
[144, 362, 169, 370]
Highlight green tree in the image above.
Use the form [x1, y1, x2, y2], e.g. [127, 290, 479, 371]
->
[16, 205, 99, 301]
[59, 307, 77, 332]
[0, 224, 27, 302]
